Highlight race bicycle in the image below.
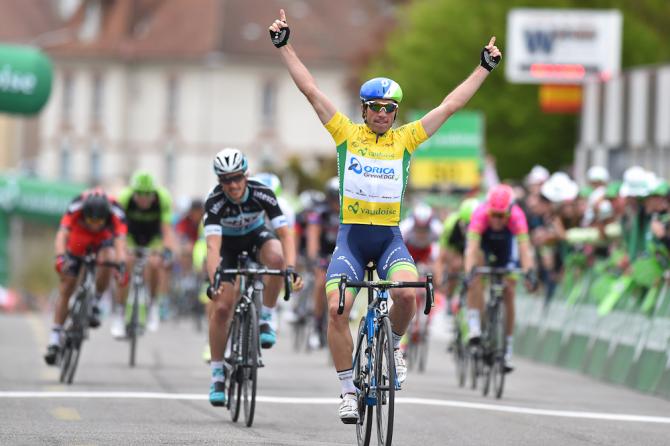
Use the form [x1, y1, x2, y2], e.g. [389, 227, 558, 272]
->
[337, 263, 434, 446]
[59, 251, 119, 384]
[212, 251, 292, 427]
[468, 266, 522, 399]
[126, 247, 150, 367]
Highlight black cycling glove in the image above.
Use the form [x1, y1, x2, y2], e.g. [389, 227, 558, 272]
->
[525, 269, 539, 291]
[269, 24, 290, 48]
[480, 47, 501, 72]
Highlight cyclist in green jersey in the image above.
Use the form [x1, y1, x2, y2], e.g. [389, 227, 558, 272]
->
[112, 170, 177, 337]
[270, 8, 502, 422]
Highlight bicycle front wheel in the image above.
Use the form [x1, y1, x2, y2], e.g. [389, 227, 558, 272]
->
[228, 313, 242, 422]
[354, 318, 373, 446]
[242, 301, 259, 427]
[128, 285, 141, 367]
[375, 317, 395, 446]
[492, 304, 506, 399]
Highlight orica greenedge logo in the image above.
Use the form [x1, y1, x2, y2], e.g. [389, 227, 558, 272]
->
[348, 156, 399, 180]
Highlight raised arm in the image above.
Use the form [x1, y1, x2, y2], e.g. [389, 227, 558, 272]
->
[420, 37, 502, 137]
[269, 9, 337, 124]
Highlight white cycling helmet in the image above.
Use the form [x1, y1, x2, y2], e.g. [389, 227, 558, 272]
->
[213, 148, 248, 176]
[412, 203, 433, 227]
[586, 166, 610, 183]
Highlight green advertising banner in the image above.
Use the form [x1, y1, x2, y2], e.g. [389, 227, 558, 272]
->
[409, 110, 484, 188]
[0, 44, 53, 115]
[0, 175, 83, 223]
[0, 175, 84, 284]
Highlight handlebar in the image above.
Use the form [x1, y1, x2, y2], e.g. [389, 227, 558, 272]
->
[470, 266, 524, 277]
[210, 266, 292, 301]
[337, 274, 434, 316]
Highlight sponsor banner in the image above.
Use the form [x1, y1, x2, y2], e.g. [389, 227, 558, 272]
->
[0, 45, 53, 115]
[410, 159, 479, 188]
[506, 8, 622, 84]
[409, 110, 483, 188]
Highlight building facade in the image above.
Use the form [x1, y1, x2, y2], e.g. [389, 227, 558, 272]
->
[575, 64, 670, 182]
[35, 0, 390, 199]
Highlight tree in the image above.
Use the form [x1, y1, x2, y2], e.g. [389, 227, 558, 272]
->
[363, 0, 670, 180]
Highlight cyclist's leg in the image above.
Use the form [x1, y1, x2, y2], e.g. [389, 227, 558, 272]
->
[310, 259, 328, 347]
[208, 280, 236, 406]
[45, 262, 79, 364]
[466, 248, 485, 342]
[111, 250, 135, 338]
[256, 233, 284, 348]
[144, 247, 164, 331]
[378, 229, 418, 384]
[91, 244, 116, 328]
[324, 226, 365, 421]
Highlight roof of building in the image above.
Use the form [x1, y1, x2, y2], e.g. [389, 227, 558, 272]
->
[0, 0, 63, 45]
[36, 0, 394, 63]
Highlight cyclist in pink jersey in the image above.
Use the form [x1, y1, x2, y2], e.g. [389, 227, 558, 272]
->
[463, 184, 537, 372]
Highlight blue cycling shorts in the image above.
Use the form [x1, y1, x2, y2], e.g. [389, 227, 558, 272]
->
[325, 224, 417, 294]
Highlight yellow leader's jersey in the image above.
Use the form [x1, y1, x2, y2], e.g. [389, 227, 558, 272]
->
[325, 111, 428, 226]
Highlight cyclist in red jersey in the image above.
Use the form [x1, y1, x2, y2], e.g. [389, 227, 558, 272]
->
[44, 189, 128, 365]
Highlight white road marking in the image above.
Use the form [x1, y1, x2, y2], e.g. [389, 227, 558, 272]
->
[1, 391, 669, 424]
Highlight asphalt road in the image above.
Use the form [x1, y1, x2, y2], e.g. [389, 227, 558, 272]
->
[1, 310, 669, 446]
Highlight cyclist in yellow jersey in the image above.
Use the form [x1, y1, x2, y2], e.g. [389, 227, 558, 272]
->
[270, 8, 502, 423]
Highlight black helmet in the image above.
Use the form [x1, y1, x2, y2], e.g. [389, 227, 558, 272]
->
[82, 189, 111, 221]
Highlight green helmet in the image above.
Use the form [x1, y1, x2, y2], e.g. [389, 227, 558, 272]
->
[458, 198, 479, 224]
[131, 169, 156, 193]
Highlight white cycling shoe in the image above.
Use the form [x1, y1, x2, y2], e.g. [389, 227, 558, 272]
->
[339, 393, 359, 424]
[394, 349, 407, 385]
[110, 313, 126, 339]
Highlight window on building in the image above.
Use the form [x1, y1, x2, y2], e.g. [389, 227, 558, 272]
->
[166, 76, 179, 130]
[59, 138, 71, 181]
[261, 80, 277, 128]
[91, 73, 104, 125]
[89, 140, 101, 185]
[62, 72, 74, 125]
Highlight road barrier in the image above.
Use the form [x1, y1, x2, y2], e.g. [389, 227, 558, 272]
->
[515, 259, 670, 398]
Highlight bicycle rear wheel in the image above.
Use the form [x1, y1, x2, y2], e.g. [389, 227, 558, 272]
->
[228, 314, 242, 422]
[354, 318, 373, 446]
[492, 305, 506, 399]
[242, 301, 259, 427]
[375, 316, 395, 446]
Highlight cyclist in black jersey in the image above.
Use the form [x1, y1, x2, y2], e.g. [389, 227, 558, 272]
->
[204, 147, 303, 407]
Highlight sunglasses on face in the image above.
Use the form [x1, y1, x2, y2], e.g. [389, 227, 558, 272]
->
[84, 216, 105, 226]
[365, 101, 398, 113]
[488, 211, 509, 219]
[219, 174, 246, 185]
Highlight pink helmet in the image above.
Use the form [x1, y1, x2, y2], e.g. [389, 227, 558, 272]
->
[487, 184, 515, 213]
